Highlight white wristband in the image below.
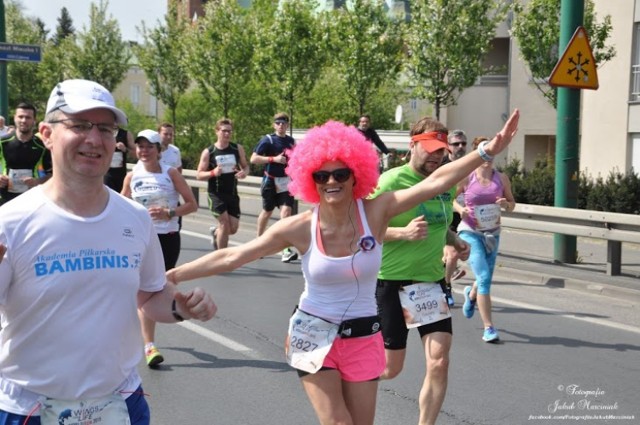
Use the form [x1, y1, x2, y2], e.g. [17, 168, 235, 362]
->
[477, 141, 494, 162]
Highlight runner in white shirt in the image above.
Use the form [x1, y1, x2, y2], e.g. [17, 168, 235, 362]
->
[158, 123, 182, 172]
[122, 129, 198, 368]
[0, 79, 216, 425]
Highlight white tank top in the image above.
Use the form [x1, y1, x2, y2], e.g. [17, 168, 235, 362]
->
[129, 163, 180, 234]
[299, 199, 382, 324]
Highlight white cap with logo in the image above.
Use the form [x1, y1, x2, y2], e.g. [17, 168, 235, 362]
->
[45, 79, 127, 126]
[135, 129, 161, 144]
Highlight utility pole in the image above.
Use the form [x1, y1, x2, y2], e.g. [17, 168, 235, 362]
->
[554, 0, 584, 263]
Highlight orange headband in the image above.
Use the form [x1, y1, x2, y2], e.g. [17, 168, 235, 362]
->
[410, 131, 448, 144]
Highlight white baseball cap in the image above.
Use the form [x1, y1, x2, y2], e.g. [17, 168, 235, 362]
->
[45, 79, 127, 126]
[135, 129, 161, 144]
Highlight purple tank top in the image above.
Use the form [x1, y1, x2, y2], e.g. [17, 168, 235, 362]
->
[462, 169, 504, 230]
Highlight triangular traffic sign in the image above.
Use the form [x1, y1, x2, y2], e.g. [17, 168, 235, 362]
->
[549, 26, 599, 90]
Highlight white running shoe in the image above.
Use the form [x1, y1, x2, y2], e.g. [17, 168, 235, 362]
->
[281, 248, 298, 263]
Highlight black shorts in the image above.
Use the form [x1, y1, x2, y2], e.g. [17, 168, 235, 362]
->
[208, 192, 241, 219]
[261, 177, 294, 212]
[449, 211, 461, 233]
[376, 279, 453, 350]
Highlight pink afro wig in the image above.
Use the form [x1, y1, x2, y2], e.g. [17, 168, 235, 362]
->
[286, 120, 379, 204]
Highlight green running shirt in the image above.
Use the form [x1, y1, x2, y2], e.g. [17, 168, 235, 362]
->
[372, 164, 454, 282]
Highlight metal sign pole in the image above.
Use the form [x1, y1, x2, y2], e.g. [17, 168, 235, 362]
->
[0, 0, 8, 119]
[554, 0, 584, 263]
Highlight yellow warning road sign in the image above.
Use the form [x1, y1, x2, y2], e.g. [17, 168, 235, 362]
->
[549, 26, 599, 90]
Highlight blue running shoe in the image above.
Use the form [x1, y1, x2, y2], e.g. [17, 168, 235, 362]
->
[462, 286, 476, 318]
[482, 326, 500, 343]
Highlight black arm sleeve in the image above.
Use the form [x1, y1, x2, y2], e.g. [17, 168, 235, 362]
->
[370, 130, 390, 154]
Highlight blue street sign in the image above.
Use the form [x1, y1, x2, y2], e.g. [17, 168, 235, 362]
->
[0, 42, 41, 62]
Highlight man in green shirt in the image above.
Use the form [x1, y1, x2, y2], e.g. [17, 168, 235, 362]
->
[372, 116, 469, 425]
[0, 103, 52, 205]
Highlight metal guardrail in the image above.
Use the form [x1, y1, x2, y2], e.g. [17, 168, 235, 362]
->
[182, 169, 262, 202]
[179, 168, 640, 277]
[502, 205, 640, 276]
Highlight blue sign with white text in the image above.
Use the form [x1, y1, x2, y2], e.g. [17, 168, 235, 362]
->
[0, 43, 41, 63]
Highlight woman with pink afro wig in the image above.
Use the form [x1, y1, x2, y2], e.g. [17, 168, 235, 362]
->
[167, 111, 520, 425]
[286, 120, 380, 204]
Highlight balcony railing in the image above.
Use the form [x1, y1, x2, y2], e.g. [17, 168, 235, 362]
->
[475, 74, 509, 86]
[631, 64, 640, 102]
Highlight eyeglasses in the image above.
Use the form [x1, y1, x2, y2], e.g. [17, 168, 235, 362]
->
[449, 142, 467, 147]
[48, 119, 118, 138]
[274, 121, 288, 126]
[311, 168, 352, 184]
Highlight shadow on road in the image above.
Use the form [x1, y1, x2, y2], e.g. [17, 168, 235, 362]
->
[498, 329, 640, 352]
[146, 346, 292, 372]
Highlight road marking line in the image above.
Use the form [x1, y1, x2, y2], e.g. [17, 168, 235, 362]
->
[178, 321, 261, 359]
[454, 288, 640, 335]
[181, 229, 241, 246]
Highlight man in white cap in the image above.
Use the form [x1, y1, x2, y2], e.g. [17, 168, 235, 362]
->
[0, 79, 217, 424]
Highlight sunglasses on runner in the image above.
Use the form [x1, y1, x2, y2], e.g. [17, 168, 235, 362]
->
[311, 168, 352, 184]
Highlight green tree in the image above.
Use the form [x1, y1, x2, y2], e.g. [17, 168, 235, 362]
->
[35, 18, 49, 39]
[37, 37, 81, 98]
[296, 67, 407, 129]
[172, 89, 217, 169]
[117, 99, 158, 138]
[254, 0, 326, 128]
[5, 0, 49, 112]
[185, 0, 254, 117]
[52, 7, 75, 45]
[72, 0, 131, 91]
[511, 0, 616, 108]
[405, 0, 509, 120]
[325, 0, 404, 115]
[135, 1, 190, 127]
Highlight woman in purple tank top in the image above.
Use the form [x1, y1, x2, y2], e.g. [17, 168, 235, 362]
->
[454, 136, 516, 343]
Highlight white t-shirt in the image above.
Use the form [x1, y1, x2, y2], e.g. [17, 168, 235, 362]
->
[0, 187, 166, 414]
[160, 144, 182, 170]
[129, 163, 180, 234]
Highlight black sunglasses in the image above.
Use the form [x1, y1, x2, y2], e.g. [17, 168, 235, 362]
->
[312, 168, 352, 184]
[449, 142, 467, 147]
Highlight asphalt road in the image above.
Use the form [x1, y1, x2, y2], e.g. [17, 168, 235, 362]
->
[137, 205, 640, 425]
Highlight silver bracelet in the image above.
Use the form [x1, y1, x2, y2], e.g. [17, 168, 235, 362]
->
[477, 141, 494, 162]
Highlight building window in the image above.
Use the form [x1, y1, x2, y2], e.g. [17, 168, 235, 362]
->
[130, 84, 140, 106]
[476, 38, 510, 86]
[149, 95, 158, 118]
[632, 134, 640, 172]
[631, 23, 640, 102]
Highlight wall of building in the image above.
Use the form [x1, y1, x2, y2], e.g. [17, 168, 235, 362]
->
[582, 1, 635, 178]
[112, 65, 165, 120]
[507, 38, 557, 170]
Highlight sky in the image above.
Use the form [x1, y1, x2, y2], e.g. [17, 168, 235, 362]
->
[21, 0, 167, 42]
